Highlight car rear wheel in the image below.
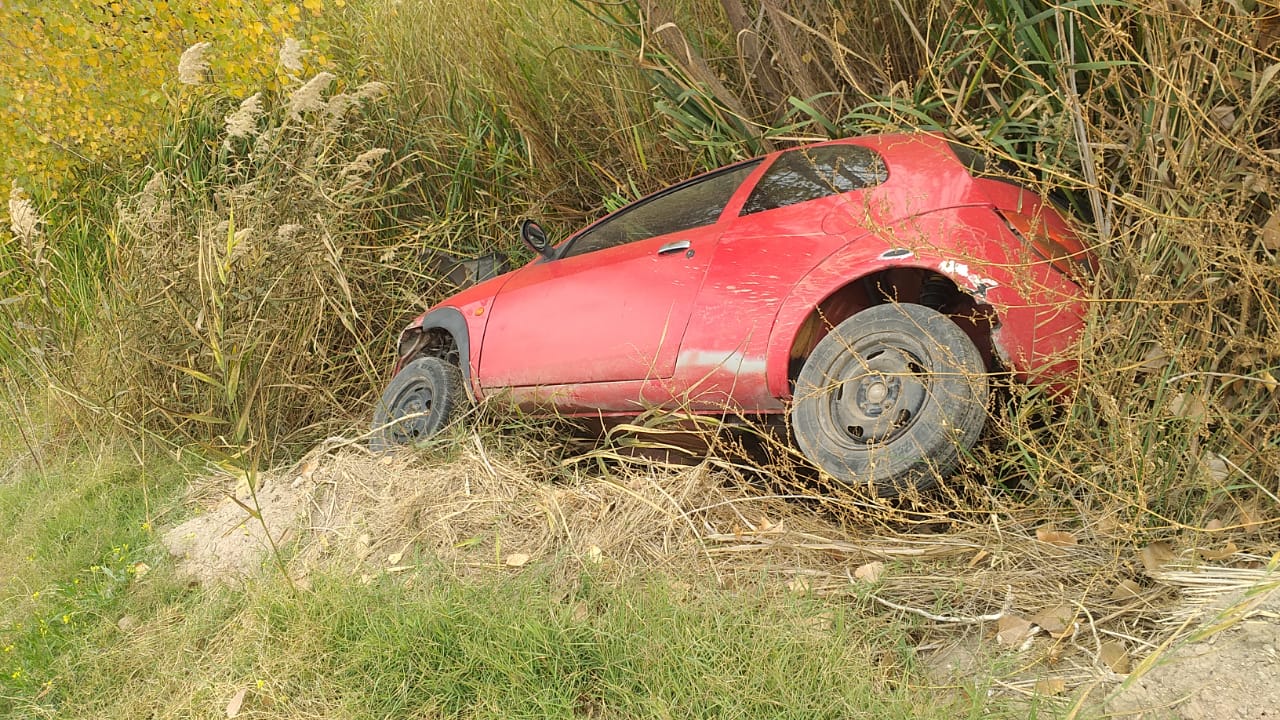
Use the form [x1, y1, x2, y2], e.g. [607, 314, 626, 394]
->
[370, 357, 467, 452]
[791, 303, 988, 496]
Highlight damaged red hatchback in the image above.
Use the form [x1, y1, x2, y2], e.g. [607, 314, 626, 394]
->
[374, 133, 1094, 495]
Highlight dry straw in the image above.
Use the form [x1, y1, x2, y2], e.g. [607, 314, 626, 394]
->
[7, 184, 41, 253]
[177, 41, 211, 86]
[169, 416, 1276, 701]
[278, 37, 306, 73]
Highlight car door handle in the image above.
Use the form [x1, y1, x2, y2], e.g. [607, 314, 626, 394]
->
[657, 240, 691, 255]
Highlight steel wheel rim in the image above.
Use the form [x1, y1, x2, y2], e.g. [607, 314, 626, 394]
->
[820, 337, 931, 449]
[387, 380, 436, 444]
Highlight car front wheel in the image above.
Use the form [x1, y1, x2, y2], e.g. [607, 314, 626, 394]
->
[370, 356, 467, 451]
[791, 303, 988, 496]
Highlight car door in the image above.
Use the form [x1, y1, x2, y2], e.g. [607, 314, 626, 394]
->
[478, 161, 760, 391]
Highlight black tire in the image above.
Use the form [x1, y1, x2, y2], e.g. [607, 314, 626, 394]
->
[791, 303, 988, 496]
[370, 357, 467, 452]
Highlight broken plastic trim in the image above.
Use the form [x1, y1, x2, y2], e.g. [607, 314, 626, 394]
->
[996, 208, 1095, 283]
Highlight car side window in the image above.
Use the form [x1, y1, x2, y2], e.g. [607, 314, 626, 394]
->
[741, 145, 887, 215]
[563, 160, 761, 258]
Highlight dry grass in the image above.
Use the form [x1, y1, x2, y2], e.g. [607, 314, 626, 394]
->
[105, 74, 424, 452]
[144, 409, 1274, 707]
[15, 0, 1270, 523]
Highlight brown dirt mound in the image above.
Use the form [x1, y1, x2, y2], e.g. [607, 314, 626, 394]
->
[162, 470, 310, 586]
[162, 439, 810, 585]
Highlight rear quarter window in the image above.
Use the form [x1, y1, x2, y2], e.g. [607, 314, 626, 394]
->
[741, 144, 888, 215]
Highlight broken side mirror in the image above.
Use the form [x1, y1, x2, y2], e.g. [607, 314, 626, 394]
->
[520, 219, 555, 259]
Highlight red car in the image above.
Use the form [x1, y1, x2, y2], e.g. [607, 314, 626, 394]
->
[373, 133, 1094, 495]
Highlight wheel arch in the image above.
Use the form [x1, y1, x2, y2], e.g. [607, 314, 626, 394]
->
[395, 307, 476, 401]
[766, 259, 1003, 399]
[789, 301, 990, 495]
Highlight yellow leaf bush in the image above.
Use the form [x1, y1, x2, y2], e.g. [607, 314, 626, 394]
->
[0, 0, 333, 188]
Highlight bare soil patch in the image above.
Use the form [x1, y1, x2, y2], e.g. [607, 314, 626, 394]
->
[1105, 581, 1280, 719]
[162, 470, 310, 586]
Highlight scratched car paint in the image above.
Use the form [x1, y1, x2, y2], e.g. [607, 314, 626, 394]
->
[373, 133, 1095, 495]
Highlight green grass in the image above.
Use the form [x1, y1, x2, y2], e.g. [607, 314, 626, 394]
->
[1, 560, 1028, 720]
[0, 429, 189, 706]
[253, 572, 928, 720]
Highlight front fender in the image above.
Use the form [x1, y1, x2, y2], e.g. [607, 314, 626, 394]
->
[393, 267, 516, 400]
